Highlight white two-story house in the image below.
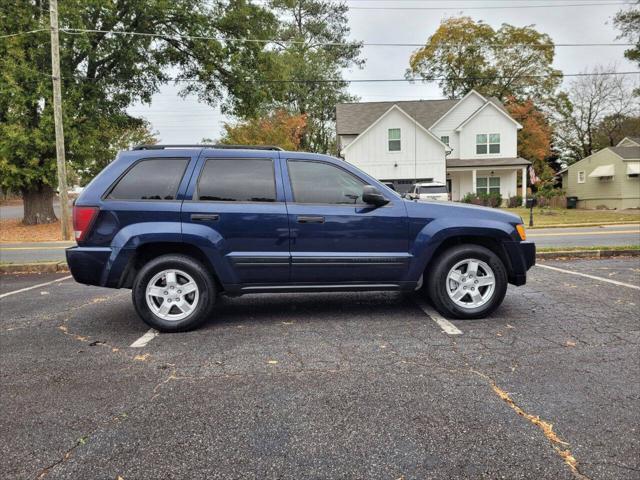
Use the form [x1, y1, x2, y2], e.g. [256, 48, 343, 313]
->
[336, 90, 530, 205]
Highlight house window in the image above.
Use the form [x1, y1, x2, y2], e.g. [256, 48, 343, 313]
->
[388, 128, 401, 151]
[577, 171, 585, 183]
[476, 176, 500, 195]
[476, 133, 500, 154]
[440, 135, 450, 146]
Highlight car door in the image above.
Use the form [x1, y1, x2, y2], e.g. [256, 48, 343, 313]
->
[181, 151, 290, 285]
[282, 157, 410, 284]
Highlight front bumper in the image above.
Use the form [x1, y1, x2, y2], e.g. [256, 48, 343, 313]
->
[503, 240, 536, 286]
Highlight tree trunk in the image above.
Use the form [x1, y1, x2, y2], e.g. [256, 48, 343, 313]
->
[22, 183, 58, 225]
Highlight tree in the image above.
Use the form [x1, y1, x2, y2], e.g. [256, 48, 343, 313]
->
[407, 17, 562, 102]
[218, 110, 307, 150]
[593, 114, 640, 148]
[0, 0, 276, 224]
[551, 66, 640, 164]
[74, 120, 158, 186]
[259, 0, 364, 154]
[506, 98, 555, 178]
[614, 2, 640, 67]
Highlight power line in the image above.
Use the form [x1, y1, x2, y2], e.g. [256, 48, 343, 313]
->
[0, 28, 48, 39]
[348, 1, 634, 10]
[2, 27, 635, 48]
[66, 71, 640, 83]
[9, 71, 640, 85]
[342, 0, 625, 1]
[54, 28, 640, 48]
[6, 60, 639, 85]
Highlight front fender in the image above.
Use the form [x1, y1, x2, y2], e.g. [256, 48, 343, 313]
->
[407, 218, 515, 281]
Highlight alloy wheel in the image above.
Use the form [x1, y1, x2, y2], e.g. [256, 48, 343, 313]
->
[445, 258, 495, 309]
[145, 269, 199, 321]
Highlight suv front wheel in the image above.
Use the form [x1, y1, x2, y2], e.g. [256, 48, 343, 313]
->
[132, 254, 216, 332]
[426, 244, 507, 319]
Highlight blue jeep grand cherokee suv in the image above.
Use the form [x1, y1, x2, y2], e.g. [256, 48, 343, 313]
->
[66, 145, 535, 332]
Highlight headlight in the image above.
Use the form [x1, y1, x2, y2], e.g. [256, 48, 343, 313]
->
[516, 224, 527, 241]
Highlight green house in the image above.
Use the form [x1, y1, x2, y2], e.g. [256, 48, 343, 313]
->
[560, 137, 640, 210]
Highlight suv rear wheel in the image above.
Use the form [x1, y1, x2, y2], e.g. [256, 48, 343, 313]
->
[132, 254, 216, 332]
[426, 244, 507, 319]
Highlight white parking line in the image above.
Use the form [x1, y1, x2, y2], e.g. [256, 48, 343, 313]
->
[415, 299, 463, 335]
[0, 275, 72, 299]
[129, 329, 159, 348]
[537, 264, 640, 290]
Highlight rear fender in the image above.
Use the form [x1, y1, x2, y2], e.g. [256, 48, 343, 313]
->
[180, 222, 238, 286]
[105, 222, 184, 287]
[111, 222, 182, 250]
[107, 223, 232, 288]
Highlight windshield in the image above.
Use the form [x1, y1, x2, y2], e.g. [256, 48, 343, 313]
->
[419, 186, 448, 194]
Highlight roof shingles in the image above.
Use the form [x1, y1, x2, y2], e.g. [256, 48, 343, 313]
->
[336, 99, 457, 135]
[610, 146, 640, 160]
[335, 95, 510, 136]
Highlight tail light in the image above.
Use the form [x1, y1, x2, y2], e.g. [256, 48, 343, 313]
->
[73, 206, 99, 242]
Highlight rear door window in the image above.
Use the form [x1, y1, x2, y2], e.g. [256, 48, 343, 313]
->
[197, 158, 276, 202]
[107, 158, 189, 200]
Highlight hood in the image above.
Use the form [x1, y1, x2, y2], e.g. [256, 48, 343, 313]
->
[404, 199, 523, 225]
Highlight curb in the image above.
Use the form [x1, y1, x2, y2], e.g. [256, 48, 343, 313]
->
[528, 222, 639, 230]
[0, 262, 69, 274]
[536, 249, 640, 260]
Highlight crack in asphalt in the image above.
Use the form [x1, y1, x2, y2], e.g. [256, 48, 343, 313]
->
[412, 297, 595, 479]
[35, 366, 177, 479]
[470, 369, 591, 480]
[35, 272, 638, 479]
[35, 316, 598, 480]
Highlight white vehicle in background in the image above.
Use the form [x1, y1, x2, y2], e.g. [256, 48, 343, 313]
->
[407, 182, 449, 202]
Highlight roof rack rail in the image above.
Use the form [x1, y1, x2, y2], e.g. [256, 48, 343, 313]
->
[132, 144, 284, 151]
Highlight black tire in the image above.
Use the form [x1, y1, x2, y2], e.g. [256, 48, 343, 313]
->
[425, 244, 507, 319]
[132, 254, 216, 332]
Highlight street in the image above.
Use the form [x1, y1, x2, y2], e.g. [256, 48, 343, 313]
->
[528, 223, 640, 248]
[1, 257, 638, 479]
[0, 199, 71, 220]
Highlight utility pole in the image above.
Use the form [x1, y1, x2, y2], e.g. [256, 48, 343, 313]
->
[49, 0, 71, 240]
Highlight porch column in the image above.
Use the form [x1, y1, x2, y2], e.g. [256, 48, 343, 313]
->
[521, 167, 527, 206]
[472, 169, 477, 195]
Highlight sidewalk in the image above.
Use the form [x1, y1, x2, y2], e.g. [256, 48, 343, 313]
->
[0, 241, 74, 264]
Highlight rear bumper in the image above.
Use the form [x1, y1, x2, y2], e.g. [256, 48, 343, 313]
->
[503, 240, 536, 286]
[66, 246, 131, 288]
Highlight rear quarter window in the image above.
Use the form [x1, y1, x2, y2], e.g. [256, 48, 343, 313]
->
[106, 158, 189, 200]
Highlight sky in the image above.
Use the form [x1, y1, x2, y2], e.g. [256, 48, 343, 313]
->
[126, 0, 638, 144]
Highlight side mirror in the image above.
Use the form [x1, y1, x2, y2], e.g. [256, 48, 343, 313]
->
[362, 185, 389, 207]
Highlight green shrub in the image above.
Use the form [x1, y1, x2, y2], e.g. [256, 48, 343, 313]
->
[507, 195, 523, 208]
[461, 192, 502, 208]
[486, 192, 503, 208]
[461, 192, 480, 205]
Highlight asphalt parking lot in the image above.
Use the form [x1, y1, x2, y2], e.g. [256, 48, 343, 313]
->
[1, 258, 639, 479]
